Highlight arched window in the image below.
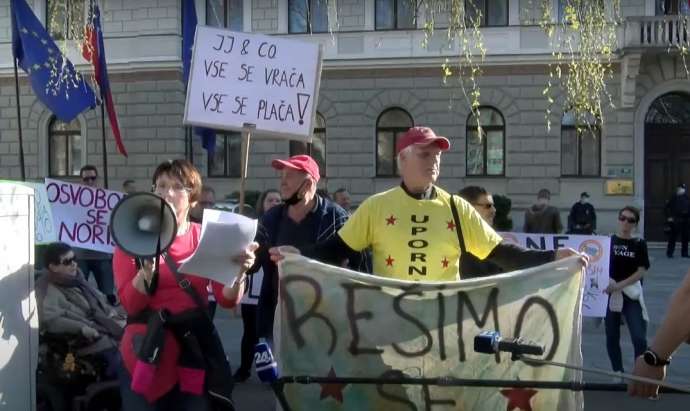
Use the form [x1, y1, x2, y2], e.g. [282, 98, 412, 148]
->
[290, 112, 327, 177]
[48, 116, 82, 177]
[561, 112, 601, 176]
[376, 108, 414, 176]
[466, 107, 505, 176]
[645, 92, 690, 124]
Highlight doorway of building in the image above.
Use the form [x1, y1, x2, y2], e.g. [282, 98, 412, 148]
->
[644, 92, 690, 240]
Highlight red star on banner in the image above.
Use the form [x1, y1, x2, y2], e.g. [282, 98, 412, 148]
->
[441, 257, 449, 268]
[386, 215, 397, 226]
[385, 255, 395, 267]
[500, 388, 538, 411]
[446, 220, 456, 231]
[319, 366, 347, 403]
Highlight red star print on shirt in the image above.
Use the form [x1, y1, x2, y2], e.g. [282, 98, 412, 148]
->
[447, 220, 456, 231]
[386, 215, 397, 226]
[386, 255, 395, 266]
[319, 366, 348, 403]
[441, 257, 449, 268]
[500, 388, 538, 411]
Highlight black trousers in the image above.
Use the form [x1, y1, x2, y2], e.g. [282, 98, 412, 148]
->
[236, 304, 258, 375]
[667, 218, 689, 256]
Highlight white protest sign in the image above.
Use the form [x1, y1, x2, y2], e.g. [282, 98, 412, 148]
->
[1, 180, 57, 245]
[184, 26, 322, 141]
[0, 183, 38, 411]
[499, 232, 610, 317]
[45, 179, 125, 254]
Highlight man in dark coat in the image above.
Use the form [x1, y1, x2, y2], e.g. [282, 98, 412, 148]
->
[666, 183, 690, 258]
[568, 192, 597, 235]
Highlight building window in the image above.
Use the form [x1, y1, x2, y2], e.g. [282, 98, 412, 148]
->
[465, 0, 508, 27]
[49, 116, 82, 177]
[466, 107, 505, 176]
[558, 0, 605, 23]
[561, 113, 601, 177]
[209, 132, 242, 177]
[375, 0, 417, 30]
[288, 0, 329, 33]
[46, 0, 85, 41]
[290, 113, 327, 176]
[206, 0, 244, 30]
[376, 108, 414, 176]
[656, 0, 690, 15]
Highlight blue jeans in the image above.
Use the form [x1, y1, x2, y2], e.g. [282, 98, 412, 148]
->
[118, 363, 211, 411]
[78, 259, 114, 297]
[605, 294, 647, 372]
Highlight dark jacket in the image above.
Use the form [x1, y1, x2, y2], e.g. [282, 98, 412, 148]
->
[666, 194, 690, 219]
[253, 196, 366, 340]
[524, 204, 563, 234]
[567, 202, 597, 234]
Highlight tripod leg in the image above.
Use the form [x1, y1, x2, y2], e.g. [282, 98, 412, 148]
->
[272, 381, 292, 411]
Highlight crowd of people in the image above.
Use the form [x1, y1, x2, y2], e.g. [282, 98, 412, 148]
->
[34, 126, 689, 409]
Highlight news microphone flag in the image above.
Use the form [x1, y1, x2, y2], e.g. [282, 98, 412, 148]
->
[83, 1, 128, 157]
[10, 0, 96, 122]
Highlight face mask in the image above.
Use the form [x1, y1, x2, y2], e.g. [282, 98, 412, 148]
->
[537, 198, 549, 206]
[581, 198, 589, 204]
[678, 188, 686, 196]
[283, 179, 308, 206]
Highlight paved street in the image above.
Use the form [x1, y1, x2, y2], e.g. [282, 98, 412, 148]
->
[215, 247, 690, 410]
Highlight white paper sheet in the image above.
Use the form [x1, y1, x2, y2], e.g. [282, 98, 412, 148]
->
[179, 209, 258, 284]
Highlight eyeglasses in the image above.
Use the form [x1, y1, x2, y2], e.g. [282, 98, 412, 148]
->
[473, 202, 495, 210]
[618, 216, 637, 224]
[59, 256, 76, 266]
[153, 183, 191, 194]
[82, 176, 97, 182]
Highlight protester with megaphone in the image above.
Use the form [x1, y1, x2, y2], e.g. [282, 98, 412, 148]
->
[112, 159, 257, 410]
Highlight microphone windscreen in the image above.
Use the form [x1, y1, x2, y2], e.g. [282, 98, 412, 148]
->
[474, 331, 500, 354]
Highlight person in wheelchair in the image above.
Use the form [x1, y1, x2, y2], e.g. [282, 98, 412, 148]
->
[36, 242, 125, 378]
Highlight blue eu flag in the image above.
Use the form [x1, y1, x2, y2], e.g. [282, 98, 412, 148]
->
[11, 0, 96, 122]
[182, 0, 216, 154]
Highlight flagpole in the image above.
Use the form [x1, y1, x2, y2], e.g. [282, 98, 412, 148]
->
[100, 101, 109, 189]
[12, 56, 26, 181]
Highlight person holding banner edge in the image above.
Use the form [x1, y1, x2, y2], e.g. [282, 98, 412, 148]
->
[271, 127, 586, 280]
[628, 267, 690, 398]
[251, 155, 365, 347]
[112, 159, 258, 410]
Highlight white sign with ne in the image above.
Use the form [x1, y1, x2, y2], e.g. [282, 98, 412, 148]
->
[184, 26, 322, 141]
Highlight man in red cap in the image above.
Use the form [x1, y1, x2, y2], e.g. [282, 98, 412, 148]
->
[249, 154, 365, 347]
[272, 127, 584, 281]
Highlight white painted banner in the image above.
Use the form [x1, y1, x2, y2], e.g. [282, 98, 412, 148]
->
[499, 232, 610, 318]
[0, 182, 38, 411]
[1, 180, 57, 245]
[184, 26, 322, 141]
[44, 179, 125, 254]
[276, 254, 584, 411]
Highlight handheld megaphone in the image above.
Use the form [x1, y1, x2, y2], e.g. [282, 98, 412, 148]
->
[109, 192, 177, 258]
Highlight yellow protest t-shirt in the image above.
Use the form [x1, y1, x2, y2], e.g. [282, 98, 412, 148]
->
[338, 186, 502, 281]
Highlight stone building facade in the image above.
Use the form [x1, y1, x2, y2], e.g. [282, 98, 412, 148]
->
[0, 0, 688, 238]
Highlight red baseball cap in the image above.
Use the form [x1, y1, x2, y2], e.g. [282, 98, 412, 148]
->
[271, 154, 320, 182]
[396, 127, 450, 154]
